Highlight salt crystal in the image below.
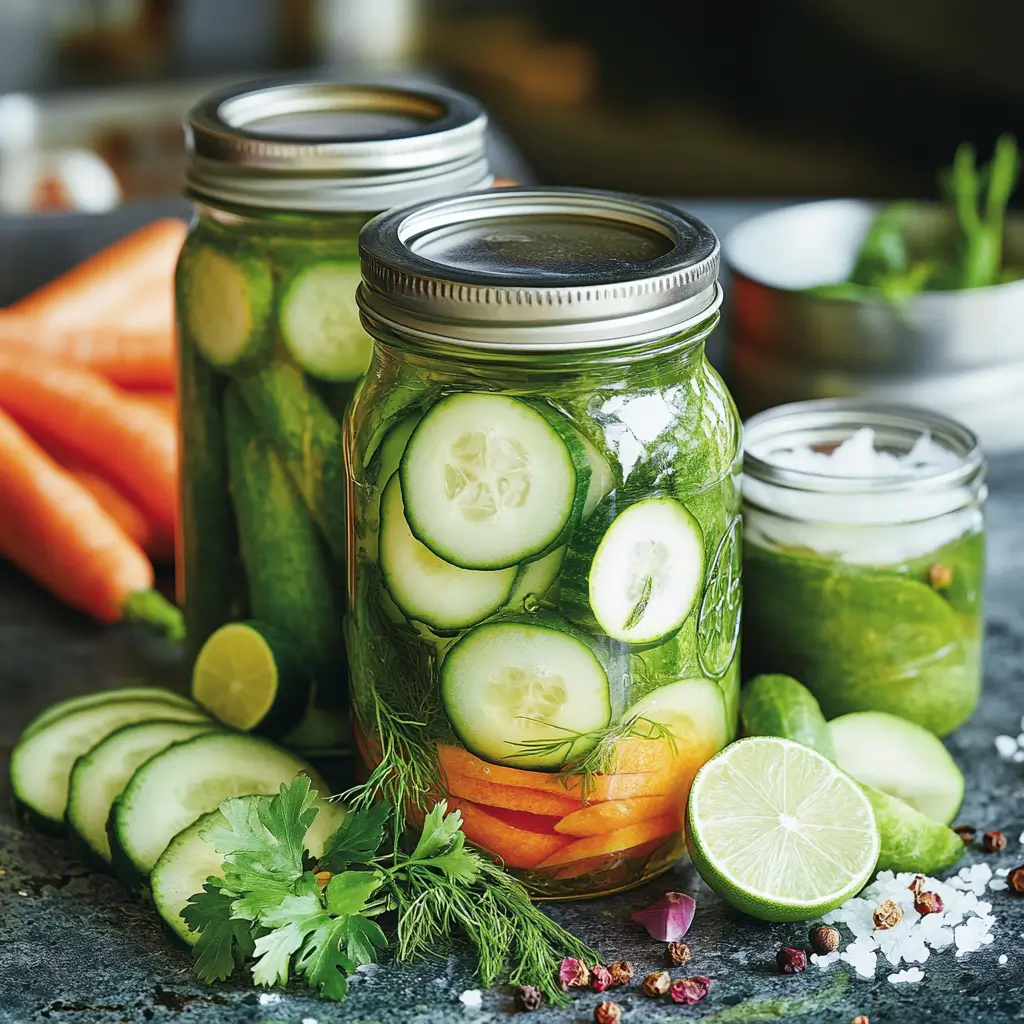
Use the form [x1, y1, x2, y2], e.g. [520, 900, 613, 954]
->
[999, 954, 1009, 965]
[1014, 752, 1024, 763]
[302, 1018, 318, 1024]
[995, 735, 1018, 758]
[459, 990, 483, 1008]
[888, 967, 925, 984]
[258, 993, 283, 1005]
[990, 878, 1010, 891]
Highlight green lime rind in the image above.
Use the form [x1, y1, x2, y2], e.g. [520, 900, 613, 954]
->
[864, 785, 965, 875]
[740, 674, 836, 759]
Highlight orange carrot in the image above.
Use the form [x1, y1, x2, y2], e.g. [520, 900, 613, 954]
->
[132, 390, 178, 421]
[0, 408, 182, 635]
[447, 799, 571, 869]
[0, 351, 177, 539]
[0, 313, 175, 390]
[554, 795, 680, 837]
[534, 815, 679, 870]
[445, 774, 585, 816]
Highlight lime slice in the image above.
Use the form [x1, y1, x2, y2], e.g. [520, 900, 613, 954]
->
[687, 736, 879, 922]
[191, 621, 311, 737]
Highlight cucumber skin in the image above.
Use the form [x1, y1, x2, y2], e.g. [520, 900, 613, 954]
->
[740, 674, 836, 760]
[107, 808, 148, 894]
[236, 361, 347, 562]
[224, 385, 342, 680]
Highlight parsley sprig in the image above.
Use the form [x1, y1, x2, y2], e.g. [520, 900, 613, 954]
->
[183, 775, 599, 1003]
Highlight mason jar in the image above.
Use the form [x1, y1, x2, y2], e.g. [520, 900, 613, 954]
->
[742, 399, 986, 737]
[347, 189, 743, 897]
[176, 81, 491, 755]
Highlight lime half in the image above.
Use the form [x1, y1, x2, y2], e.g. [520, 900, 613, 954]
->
[191, 621, 310, 737]
[687, 736, 879, 922]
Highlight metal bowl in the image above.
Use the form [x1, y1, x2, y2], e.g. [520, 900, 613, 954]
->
[724, 199, 1024, 373]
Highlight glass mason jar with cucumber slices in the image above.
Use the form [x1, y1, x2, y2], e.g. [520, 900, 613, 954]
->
[347, 189, 743, 898]
[742, 400, 986, 737]
[175, 81, 491, 755]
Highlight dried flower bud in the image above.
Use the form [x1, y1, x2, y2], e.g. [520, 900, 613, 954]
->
[591, 966, 613, 993]
[669, 976, 712, 1005]
[666, 941, 691, 966]
[1007, 865, 1024, 893]
[513, 985, 543, 1012]
[984, 830, 1007, 853]
[642, 971, 672, 997]
[558, 957, 591, 989]
[928, 563, 953, 589]
[594, 1001, 622, 1024]
[313, 870, 332, 887]
[808, 925, 840, 955]
[907, 875, 926, 895]
[776, 947, 807, 974]
[873, 900, 903, 930]
[952, 825, 976, 845]
[607, 961, 633, 987]
[913, 891, 944, 916]
[851, 1016, 870, 1024]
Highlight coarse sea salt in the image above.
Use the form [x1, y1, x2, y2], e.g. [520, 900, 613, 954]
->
[813, 869, 996, 980]
[459, 990, 483, 1008]
[888, 967, 925, 984]
[1000, 954, 1009, 965]
[995, 735, 1018, 759]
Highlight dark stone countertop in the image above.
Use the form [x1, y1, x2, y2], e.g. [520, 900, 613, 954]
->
[3, 202, 1024, 1024]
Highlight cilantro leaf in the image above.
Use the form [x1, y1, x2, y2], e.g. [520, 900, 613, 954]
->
[183, 880, 256, 983]
[324, 870, 384, 917]
[258, 773, 320, 867]
[251, 886, 328, 989]
[317, 801, 390, 872]
[408, 801, 462, 860]
[295, 919, 358, 1000]
[339, 915, 388, 966]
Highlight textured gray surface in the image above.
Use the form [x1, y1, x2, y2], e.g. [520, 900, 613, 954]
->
[2, 203, 1024, 1023]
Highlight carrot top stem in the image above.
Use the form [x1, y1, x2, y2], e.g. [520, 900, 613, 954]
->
[123, 589, 185, 642]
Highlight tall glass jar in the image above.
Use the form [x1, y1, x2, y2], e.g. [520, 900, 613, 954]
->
[347, 190, 743, 897]
[176, 81, 491, 755]
[742, 400, 986, 737]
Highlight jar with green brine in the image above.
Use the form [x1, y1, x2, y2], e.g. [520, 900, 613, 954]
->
[347, 189, 742, 897]
[176, 82, 491, 754]
[742, 400, 986, 737]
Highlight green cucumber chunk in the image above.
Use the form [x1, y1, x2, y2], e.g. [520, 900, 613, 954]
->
[280, 261, 372, 382]
[440, 619, 611, 770]
[741, 674, 836, 759]
[110, 732, 328, 880]
[10, 699, 209, 827]
[400, 393, 587, 570]
[178, 243, 273, 371]
[66, 719, 216, 865]
[828, 711, 965, 825]
[379, 473, 516, 630]
[865, 785, 965, 875]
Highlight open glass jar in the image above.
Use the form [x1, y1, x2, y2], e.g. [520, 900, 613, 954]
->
[176, 81, 490, 754]
[742, 400, 986, 737]
[347, 189, 742, 898]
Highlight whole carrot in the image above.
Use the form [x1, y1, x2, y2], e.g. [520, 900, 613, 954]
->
[0, 408, 182, 636]
[0, 313, 175, 390]
[0, 350, 177, 539]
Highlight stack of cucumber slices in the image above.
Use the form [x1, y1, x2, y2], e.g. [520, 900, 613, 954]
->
[9, 685, 343, 940]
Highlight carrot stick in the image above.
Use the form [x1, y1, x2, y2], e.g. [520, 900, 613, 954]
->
[0, 408, 182, 636]
[0, 313, 175, 390]
[132, 389, 178, 421]
[0, 351, 177, 539]
[9, 219, 186, 333]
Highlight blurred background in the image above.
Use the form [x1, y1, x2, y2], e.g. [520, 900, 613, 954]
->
[1, 0, 1022, 213]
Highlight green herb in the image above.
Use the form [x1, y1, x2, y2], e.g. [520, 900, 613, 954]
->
[184, 775, 600, 1004]
[623, 575, 653, 631]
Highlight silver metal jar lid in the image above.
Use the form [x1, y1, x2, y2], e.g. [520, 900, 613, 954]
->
[357, 188, 722, 351]
[184, 79, 491, 212]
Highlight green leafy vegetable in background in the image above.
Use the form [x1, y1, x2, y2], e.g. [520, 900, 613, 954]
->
[183, 775, 600, 1004]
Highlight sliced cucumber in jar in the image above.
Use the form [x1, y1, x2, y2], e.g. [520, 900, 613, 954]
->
[374, 414, 420, 488]
[440, 618, 611, 770]
[379, 473, 517, 631]
[581, 435, 615, 518]
[280, 262, 372, 382]
[625, 677, 730, 752]
[400, 393, 589, 570]
[505, 546, 566, 612]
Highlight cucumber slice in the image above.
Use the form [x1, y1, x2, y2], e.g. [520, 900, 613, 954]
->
[625, 677, 730, 753]
[280, 261, 372, 382]
[179, 243, 273, 371]
[379, 473, 516, 630]
[581, 436, 615, 518]
[589, 497, 704, 645]
[10, 699, 209, 829]
[440, 619, 611, 770]
[505, 546, 566, 612]
[828, 711, 965, 825]
[110, 731, 328, 883]
[20, 686, 195, 742]
[400, 393, 587, 570]
[66, 719, 216, 866]
[151, 797, 346, 945]
[374, 414, 420, 488]
[191, 621, 313, 737]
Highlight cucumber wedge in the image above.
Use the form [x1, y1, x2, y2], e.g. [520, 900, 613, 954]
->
[828, 711, 965, 825]
[151, 797, 346, 945]
[10, 699, 209, 830]
[110, 732, 328, 885]
[67, 719, 216, 866]
[379, 473, 516, 630]
[280, 261, 372, 381]
[440, 618, 611, 770]
[400, 393, 588, 570]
